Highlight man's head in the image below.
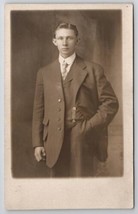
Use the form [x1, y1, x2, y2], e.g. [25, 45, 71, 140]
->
[53, 23, 79, 58]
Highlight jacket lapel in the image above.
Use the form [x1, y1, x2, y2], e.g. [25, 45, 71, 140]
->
[47, 56, 88, 103]
[72, 56, 88, 103]
[48, 59, 64, 99]
[50, 59, 61, 81]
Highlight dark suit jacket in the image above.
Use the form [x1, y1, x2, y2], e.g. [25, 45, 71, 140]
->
[32, 55, 119, 168]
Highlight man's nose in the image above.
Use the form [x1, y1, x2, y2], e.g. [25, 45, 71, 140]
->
[63, 38, 68, 45]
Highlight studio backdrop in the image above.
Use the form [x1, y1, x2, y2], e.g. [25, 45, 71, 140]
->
[11, 10, 122, 177]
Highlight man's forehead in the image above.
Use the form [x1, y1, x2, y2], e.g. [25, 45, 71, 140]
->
[55, 28, 76, 37]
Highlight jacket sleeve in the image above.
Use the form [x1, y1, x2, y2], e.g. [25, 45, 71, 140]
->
[89, 64, 119, 129]
[32, 69, 44, 148]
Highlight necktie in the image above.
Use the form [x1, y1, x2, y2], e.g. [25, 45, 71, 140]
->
[62, 60, 68, 80]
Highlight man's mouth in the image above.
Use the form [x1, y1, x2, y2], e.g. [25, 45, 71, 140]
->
[62, 48, 69, 50]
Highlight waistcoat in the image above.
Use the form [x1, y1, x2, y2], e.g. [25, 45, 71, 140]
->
[62, 67, 75, 122]
[61, 62, 84, 128]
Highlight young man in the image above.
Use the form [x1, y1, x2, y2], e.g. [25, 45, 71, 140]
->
[32, 23, 119, 177]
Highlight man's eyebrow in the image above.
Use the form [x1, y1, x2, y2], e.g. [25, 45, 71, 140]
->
[57, 36, 74, 38]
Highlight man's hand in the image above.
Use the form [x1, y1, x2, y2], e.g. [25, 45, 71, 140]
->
[80, 120, 92, 133]
[34, 146, 46, 162]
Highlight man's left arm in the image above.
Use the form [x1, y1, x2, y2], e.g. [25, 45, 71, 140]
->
[89, 64, 119, 129]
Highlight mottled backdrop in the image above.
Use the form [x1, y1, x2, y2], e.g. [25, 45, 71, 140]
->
[11, 10, 123, 177]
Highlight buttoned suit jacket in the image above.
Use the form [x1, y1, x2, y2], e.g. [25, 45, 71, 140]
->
[32, 55, 119, 168]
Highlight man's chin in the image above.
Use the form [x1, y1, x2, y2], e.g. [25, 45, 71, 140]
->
[61, 52, 74, 58]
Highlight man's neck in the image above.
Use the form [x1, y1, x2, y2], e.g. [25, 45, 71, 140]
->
[59, 53, 76, 66]
[59, 53, 76, 60]
[59, 52, 76, 59]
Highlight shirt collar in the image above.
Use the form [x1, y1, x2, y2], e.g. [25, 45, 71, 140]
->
[59, 53, 76, 65]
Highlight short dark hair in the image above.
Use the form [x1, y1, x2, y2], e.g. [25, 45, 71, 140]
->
[54, 23, 79, 38]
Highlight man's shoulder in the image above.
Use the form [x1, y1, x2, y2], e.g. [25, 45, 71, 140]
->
[85, 60, 103, 71]
[77, 55, 102, 68]
[77, 56, 104, 74]
[37, 59, 58, 76]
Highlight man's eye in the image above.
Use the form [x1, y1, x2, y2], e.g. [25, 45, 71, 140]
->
[57, 37, 63, 40]
[67, 37, 73, 40]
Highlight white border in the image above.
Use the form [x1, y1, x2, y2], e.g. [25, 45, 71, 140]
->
[4, 3, 133, 210]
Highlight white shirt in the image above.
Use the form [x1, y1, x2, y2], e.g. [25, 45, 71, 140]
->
[59, 53, 76, 78]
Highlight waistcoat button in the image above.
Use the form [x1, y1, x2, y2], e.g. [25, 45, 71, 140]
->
[58, 98, 62, 103]
[58, 108, 61, 112]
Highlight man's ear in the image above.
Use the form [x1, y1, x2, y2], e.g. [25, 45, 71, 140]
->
[76, 37, 80, 45]
[52, 38, 57, 46]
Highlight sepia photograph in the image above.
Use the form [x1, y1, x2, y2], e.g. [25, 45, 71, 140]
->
[11, 8, 121, 178]
[5, 3, 133, 209]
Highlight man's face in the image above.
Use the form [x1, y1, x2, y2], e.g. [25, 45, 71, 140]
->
[53, 28, 79, 58]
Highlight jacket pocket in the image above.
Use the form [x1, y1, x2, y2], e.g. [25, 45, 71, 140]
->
[43, 118, 49, 141]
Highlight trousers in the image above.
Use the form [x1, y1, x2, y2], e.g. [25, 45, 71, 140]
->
[48, 123, 97, 178]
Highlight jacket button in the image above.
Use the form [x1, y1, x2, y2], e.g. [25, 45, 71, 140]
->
[58, 118, 61, 121]
[58, 98, 62, 103]
[58, 108, 61, 112]
[58, 127, 61, 131]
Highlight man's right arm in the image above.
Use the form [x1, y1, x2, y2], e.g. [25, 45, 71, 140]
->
[32, 70, 45, 155]
[34, 146, 46, 162]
